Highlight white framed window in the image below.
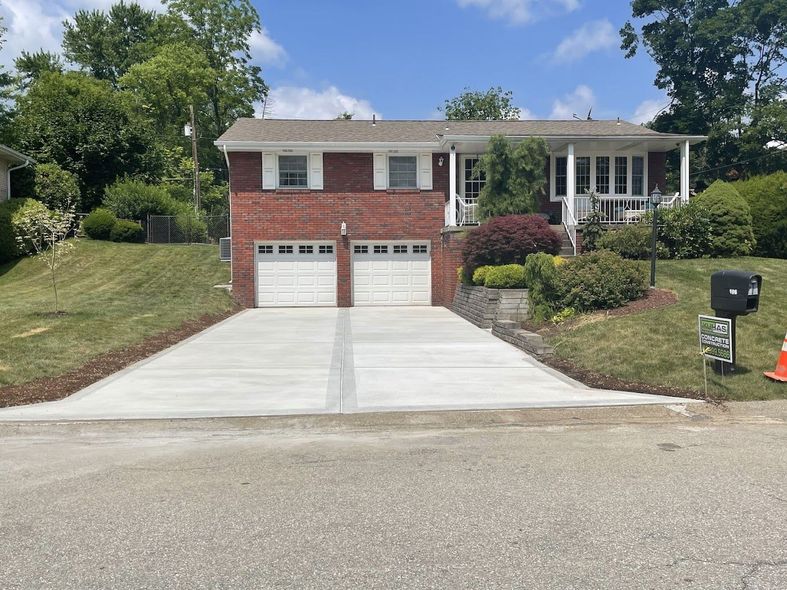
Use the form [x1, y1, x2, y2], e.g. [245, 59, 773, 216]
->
[388, 156, 418, 189]
[550, 153, 647, 199]
[278, 155, 308, 188]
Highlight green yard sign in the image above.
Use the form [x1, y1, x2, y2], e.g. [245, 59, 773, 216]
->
[698, 315, 734, 363]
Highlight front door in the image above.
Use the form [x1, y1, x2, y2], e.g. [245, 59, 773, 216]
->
[461, 156, 485, 225]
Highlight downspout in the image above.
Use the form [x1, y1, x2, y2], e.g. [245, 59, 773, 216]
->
[7, 159, 32, 200]
[222, 145, 232, 282]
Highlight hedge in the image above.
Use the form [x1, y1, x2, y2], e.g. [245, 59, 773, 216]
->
[734, 172, 787, 258]
[0, 198, 51, 263]
[692, 180, 754, 257]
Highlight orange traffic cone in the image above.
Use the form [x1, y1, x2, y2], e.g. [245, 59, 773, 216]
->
[764, 332, 787, 382]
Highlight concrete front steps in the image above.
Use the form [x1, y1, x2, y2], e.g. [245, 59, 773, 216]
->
[550, 224, 575, 257]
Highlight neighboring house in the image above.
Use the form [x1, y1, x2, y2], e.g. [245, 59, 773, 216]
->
[215, 119, 705, 309]
[0, 146, 35, 202]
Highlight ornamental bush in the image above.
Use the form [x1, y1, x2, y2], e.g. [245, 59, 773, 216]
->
[175, 210, 208, 243]
[103, 179, 183, 221]
[461, 214, 561, 278]
[557, 250, 647, 311]
[644, 201, 713, 259]
[483, 264, 527, 289]
[692, 180, 754, 257]
[109, 219, 145, 243]
[734, 172, 787, 258]
[523, 252, 563, 321]
[596, 225, 652, 260]
[82, 208, 117, 240]
[472, 265, 493, 286]
[0, 198, 51, 263]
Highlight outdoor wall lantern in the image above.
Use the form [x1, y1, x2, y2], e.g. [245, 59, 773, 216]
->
[340, 221, 347, 236]
[438, 156, 444, 167]
[649, 185, 663, 288]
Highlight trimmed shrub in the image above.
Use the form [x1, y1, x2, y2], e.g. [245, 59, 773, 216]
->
[175, 210, 208, 243]
[523, 252, 563, 321]
[110, 219, 145, 243]
[734, 172, 787, 258]
[82, 208, 117, 240]
[103, 180, 182, 220]
[692, 180, 754, 257]
[33, 162, 81, 211]
[557, 250, 647, 311]
[472, 265, 493, 286]
[483, 264, 527, 289]
[644, 201, 713, 259]
[461, 214, 561, 277]
[0, 198, 51, 263]
[597, 225, 651, 260]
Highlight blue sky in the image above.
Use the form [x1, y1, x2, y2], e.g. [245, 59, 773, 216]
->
[0, 0, 668, 123]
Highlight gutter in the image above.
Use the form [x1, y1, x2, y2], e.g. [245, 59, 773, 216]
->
[7, 158, 33, 200]
[222, 144, 232, 281]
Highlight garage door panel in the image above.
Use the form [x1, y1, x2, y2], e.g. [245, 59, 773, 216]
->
[352, 241, 431, 306]
[256, 242, 337, 307]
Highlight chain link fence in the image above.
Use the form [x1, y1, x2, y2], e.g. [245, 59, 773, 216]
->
[145, 214, 229, 245]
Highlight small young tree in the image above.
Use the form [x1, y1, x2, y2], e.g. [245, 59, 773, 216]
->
[581, 190, 606, 251]
[15, 200, 78, 314]
[477, 135, 548, 220]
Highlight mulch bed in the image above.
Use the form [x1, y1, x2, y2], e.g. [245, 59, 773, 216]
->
[0, 308, 241, 409]
[522, 288, 717, 403]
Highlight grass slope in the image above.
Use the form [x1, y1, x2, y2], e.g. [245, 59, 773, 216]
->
[550, 257, 787, 401]
[0, 240, 233, 387]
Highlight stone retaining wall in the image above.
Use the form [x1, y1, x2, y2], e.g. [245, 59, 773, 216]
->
[492, 320, 554, 356]
[452, 284, 529, 329]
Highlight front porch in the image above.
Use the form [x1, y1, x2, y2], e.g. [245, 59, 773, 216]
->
[442, 134, 700, 255]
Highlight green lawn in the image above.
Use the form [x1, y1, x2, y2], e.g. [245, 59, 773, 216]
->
[0, 240, 234, 387]
[549, 257, 787, 401]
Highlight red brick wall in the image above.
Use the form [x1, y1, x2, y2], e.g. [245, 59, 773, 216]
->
[440, 229, 469, 306]
[648, 152, 667, 195]
[228, 152, 451, 308]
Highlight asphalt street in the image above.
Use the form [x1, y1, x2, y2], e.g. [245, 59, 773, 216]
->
[1, 403, 786, 589]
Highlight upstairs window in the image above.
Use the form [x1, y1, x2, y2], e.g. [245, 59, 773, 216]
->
[388, 156, 418, 189]
[278, 155, 308, 188]
[555, 157, 567, 197]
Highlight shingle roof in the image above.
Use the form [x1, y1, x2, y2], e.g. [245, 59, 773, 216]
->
[216, 118, 690, 144]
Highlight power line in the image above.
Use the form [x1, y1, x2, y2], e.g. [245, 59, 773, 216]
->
[691, 147, 787, 177]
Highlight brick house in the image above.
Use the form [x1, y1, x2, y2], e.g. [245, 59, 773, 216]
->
[214, 119, 704, 309]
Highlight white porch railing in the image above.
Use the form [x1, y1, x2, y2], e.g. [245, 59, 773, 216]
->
[574, 193, 681, 225]
[445, 194, 479, 227]
[561, 197, 577, 256]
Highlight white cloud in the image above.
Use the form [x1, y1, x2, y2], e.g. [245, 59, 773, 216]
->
[630, 98, 668, 124]
[259, 86, 378, 120]
[518, 107, 537, 120]
[457, 0, 579, 25]
[550, 84, 595, 119]
[248, 27, 286, 67]
[551, 19, 616, 63]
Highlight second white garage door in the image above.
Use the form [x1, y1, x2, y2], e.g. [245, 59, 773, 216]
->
[256, 241, 337, 307]
[352, 241, 431, 306]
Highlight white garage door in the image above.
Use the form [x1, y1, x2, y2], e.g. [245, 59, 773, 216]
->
[352, 241, 431, 306]
[256, 242, 337, 307]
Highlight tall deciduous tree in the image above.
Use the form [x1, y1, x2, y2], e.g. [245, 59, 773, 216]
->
[440, 87, 521, 120]
[164, 0, 268, 140]
[14, 51, 63, 90]
[477, 135, 548, 220]
[14, 72, 163, 209]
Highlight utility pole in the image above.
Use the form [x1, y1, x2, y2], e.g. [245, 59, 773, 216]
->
[189, 104, 201, 212]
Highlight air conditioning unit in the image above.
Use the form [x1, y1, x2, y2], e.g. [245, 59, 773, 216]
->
[219, 237, 231, 262]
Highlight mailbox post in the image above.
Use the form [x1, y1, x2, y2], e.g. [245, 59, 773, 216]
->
[708, 270, 762, 374]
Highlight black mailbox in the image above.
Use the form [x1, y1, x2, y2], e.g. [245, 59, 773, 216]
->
[710, 270, 762, 315]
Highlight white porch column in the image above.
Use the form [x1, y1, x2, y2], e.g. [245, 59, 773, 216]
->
[567, 143, 576, 222]
[680, 140, 690, 203]
[448, 146, 457, 226]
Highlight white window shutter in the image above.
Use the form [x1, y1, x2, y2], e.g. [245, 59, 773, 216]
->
[373, 153, 387, 190]
[262, 153, 276, 189]
[309, 153, 323, 190]
[419, 153, 433, 190]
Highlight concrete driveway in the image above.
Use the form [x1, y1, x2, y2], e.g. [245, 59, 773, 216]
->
[0, 307, 695, 421]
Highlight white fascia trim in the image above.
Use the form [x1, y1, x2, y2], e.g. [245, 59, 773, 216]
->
[0, 145, 35, 164]
[214, 141, 441, 153]
[438, 134, 707, 147]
